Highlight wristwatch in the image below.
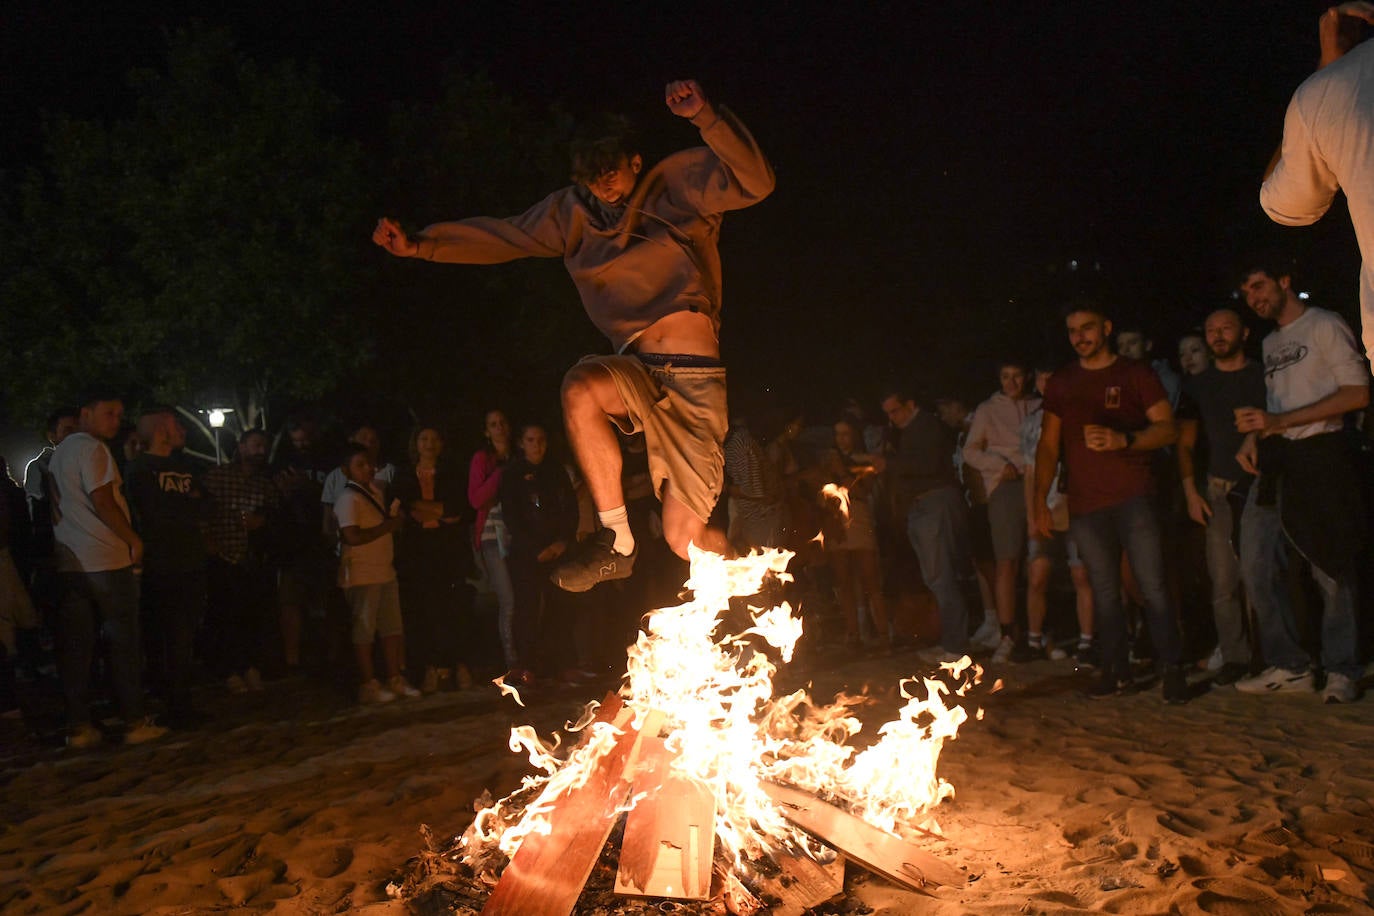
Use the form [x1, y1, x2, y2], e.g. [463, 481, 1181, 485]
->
[1124, 431, 1136, 449]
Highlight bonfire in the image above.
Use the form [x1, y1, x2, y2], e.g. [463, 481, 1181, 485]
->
[407, 514, 983, 915]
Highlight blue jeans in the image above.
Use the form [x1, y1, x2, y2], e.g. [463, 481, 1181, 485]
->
[1069, 495, 1182, 681]
[1239, 485, 1360, 678]
[906, 485, 970, 654]
[57, 568, 144, 725]
[481, 541, 517, 669]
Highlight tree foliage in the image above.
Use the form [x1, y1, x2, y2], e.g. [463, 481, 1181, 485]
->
[2, 29, 612, 443]
[1, 26, 373, 431]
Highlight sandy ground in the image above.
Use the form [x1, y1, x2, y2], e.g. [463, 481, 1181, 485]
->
[2, 646, 1373, 915]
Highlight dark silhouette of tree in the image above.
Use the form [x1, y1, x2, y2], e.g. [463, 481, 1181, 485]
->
[1, 25, 372, 441]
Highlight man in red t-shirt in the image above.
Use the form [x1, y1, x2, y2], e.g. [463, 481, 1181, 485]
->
[1033, 302, 1187, 703]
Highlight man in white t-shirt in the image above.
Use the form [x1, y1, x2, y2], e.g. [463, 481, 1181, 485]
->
[1261, 2, 1374, 362]
[49, 389, 165, 747]
[333, 444, 418, 704]
[1233, 263, 1370, 703]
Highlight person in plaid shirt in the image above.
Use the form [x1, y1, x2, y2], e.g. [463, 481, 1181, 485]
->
[203, 429, 280, 693]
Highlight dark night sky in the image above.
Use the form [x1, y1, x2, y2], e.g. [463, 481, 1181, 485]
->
[2, 0, 1364, 406]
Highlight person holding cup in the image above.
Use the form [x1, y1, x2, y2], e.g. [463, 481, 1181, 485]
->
[1032, 301, 1188, 704]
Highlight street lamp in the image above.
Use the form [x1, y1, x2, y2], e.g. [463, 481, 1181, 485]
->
[208, 408, 229, 465]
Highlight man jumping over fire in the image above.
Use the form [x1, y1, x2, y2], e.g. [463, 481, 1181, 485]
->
[373, 79, 774, 592]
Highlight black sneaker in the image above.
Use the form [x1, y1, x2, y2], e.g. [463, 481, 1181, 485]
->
[1211, 662, 1250, 686]
[1010, 640, 1045, 663]
[551, 529, 637, 593]
[1073, 641, 1100, 669]
[1085, 675, 1138, 700]
[1162, 665, 1190, 705]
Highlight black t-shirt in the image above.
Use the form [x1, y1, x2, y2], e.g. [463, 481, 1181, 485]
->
[1177, 362, 1267, 483]
[125, 452, 209, 573]
[272, 446, 334, 560]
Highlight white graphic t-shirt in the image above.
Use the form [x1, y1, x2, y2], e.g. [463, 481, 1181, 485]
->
[1262, 307, 1369, 440]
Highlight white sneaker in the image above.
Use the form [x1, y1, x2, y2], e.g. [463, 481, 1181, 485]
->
[227, 674, 248, 695]
[1235, 666, 1314, 694]
[1204, 646, 1224, 672]
[1322, 672, 1360, 704]
[991, 635, 1015, 664]
[66, 724, 102, 749]
[244, 667, 264, 691]
[970, 611, 1000, 649]
[388, 675, 421, 698]
[124, 717, 168, 745]
[1048, 644, 1069, 661]
[359, 679, 396, 705]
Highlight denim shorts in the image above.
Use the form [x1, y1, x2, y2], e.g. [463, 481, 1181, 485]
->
[1026, 529, 1083, 567]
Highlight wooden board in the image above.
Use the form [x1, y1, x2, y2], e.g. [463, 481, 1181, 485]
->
[751, 848, 845, 916]
[614, 736, 716, 900]
[482, 695, 639, 916]
[761, 782, 963, 891]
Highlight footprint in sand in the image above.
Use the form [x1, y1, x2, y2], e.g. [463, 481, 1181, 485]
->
[1330, 839, 1374, 871]
[308, 844, 354, 878]
[1190, 876, 1295, 916]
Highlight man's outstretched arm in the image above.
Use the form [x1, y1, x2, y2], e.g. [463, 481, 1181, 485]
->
[372, 191, 568, 264]
[665, 79, 775, 210]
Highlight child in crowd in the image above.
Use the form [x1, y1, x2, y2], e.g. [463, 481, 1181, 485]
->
[334, 444, 420, 704]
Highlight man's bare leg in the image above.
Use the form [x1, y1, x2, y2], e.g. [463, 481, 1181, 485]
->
[562, 363, 631, 536]
[661, 486, 730, 560]
[553, 364, 642, 592]
[560, 362, 730, 575]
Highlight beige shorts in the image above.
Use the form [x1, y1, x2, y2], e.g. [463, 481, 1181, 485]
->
[578, 354, 727, 524]
[345, 578, 403, 644]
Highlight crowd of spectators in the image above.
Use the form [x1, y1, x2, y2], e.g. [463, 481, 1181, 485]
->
[0, 261, 1371, 748]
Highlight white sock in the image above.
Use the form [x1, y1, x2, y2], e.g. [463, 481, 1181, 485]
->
[597, 506, 635, 556]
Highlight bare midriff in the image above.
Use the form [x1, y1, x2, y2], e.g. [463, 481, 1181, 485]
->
[630, 310, 719, 358]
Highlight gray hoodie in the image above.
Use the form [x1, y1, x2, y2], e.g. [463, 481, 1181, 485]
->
[413, 107, 775, 354]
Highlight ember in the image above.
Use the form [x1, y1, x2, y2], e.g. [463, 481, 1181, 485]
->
[418, 545, 981, 914]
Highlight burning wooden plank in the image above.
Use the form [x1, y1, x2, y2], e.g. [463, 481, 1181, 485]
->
[749, 848, 845, 915]
[614, 735, 716, 900]
[481, 696, 643, 916]
[761, 782, 963, 892]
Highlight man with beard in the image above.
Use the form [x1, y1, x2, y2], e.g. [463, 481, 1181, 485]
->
[372, 79, 774, 591]
[1033, 302, 1188, 703]
[204, 429, 280, 693]
[1174, 309, 1267, 685]
[1233, 263, 1369, 703]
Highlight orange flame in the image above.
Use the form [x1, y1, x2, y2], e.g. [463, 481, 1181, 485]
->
[458, 545, 981, 874]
